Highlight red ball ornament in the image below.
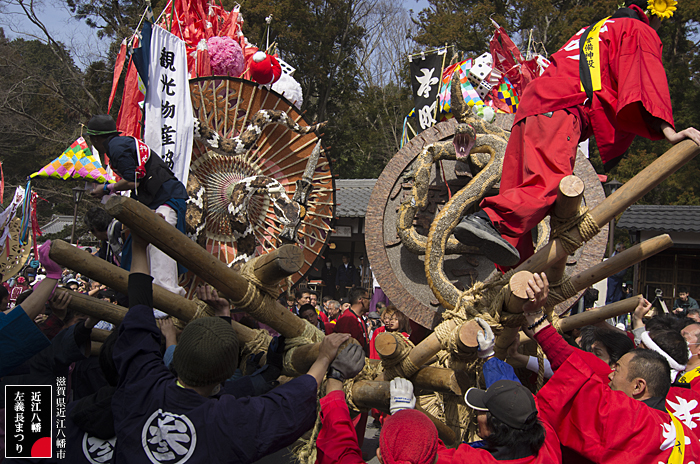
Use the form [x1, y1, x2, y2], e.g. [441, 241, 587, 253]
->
[249, 50, 282, 85]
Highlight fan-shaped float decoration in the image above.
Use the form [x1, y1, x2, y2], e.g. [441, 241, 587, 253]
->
[182, 77, 335, 298]
[0, 218, 32, 283]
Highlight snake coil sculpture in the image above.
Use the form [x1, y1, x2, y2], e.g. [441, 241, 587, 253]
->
[397, 73, 510, 308]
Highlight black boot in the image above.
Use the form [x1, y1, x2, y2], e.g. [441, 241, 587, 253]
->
[453, 211, 520, 266]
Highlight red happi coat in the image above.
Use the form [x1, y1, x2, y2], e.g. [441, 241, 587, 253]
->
[435, 406, 563, 464]
[536, 350, 700, 463]
[678, 367, 700, 393]
[315, 391, 562, 464]
[514, 15, 674, 164]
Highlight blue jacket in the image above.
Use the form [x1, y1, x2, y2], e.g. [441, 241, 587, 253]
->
[111, 304, 318, 463]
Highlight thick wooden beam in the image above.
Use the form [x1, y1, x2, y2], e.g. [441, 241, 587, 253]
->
[351, 380, 457, 445]
[516, 140, 699, 275]
[56, 288, 126, 326]
[105, 196, 308, 338]
[456, 320, 480, 355]
[568, 235, 673, 293]
[557, 296, 642, 332]
[91, 341, 103, 356]
[49, 240, 196, 321]
[412, 366, 466, 396]
[90, 328, 111, 343]
[546, 175, 585, 285]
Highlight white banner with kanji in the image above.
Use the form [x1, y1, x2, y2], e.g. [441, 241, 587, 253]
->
[144, 25, 193, 186]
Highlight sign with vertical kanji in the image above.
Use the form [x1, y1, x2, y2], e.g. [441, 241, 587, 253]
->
[409, 49, 447, 133]
[143, 25, 194, 187]
[5, 385, 52, 458]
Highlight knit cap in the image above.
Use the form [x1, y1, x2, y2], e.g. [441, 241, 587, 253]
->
[379, 409, 438, 464]
[172, 317, 239, 387]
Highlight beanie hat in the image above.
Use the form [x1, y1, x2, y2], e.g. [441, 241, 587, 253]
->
[379, 409, 438, 464]
[172, 317, 239, 387]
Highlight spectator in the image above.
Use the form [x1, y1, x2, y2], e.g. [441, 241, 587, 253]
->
[369, 306, 411, 360]
[674, 287, 699, 315]
[0, 285, 8, 311]
[321, 260, 337, 299]
[688, 309, 700, 323]
[291, 288, 311, 316]
[335, 255, 358, 299]
[340, 298, 351, 313]
[298, 303, 327, 334]
[605, 243, 628, 305]
[334, 287, 370, 355]
[84, 206, 124, 267]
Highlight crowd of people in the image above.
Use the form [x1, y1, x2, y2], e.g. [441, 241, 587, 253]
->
[3, 235, 700, 463]
[3, 0, 700, 461]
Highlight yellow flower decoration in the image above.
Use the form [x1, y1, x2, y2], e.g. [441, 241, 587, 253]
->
[648, 0, 678, 19]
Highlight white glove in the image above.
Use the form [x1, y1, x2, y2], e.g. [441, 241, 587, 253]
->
[390, 377, 416, 415]
[475, 318, 495, 359]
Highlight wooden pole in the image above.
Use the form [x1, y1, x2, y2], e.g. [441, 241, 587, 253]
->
[557, 296, 642, 332]
[546, 175, 585, 285]
[351, 380, 457, 445]
[518, 296, 643, 344]
[567, 234, 673, 293]
[456, 320, 480, 355]
[412, 366, 467, 396]
[91, 341, 103, 356]
[493, 271, 533, 359]
[105, 196, 308, 338]
[516, 140, 699, 275]
[49, 240, 197, 321]
[91, 328, 111, 343]
[56, 288, 126, 326]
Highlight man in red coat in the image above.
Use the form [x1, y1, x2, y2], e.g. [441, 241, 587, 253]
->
[521, 271, 700, 463]
[454, 0, 700, 268]
[334, 287, 370, 355]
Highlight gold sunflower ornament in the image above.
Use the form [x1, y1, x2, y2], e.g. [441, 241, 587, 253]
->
[648, 0, 678, 19]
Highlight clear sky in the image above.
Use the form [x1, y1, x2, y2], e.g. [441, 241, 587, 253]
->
[1, 0, 432, 68]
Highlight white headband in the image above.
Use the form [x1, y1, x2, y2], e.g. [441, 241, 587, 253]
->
[640, 331, 687, 381]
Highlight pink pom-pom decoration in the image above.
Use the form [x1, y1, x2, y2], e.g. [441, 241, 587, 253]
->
[207, 36, 245, 77]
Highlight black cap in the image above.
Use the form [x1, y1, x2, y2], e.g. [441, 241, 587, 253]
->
[86, 115, 120, 136]
[464, 380, 537, 430]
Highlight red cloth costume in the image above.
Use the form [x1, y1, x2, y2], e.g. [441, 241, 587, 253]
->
[677, 366, 700, 393]
[315, 391, 562, 464]
[436, 411, 562, 464]
[537, 349, 700, 463]
[334, 309, 369, 353]
[481, 12, 674, 267]
[534, 324, 700, 463]
[317, 391, 443, 464]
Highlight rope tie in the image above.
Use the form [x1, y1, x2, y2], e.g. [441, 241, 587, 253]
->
[240, 329, 273, 361]
[173, 298, 213, 330]
[381, 332, 420, 379]
[282, 320, 325, 376]
[546, 275, 578, 308]
[230, 255, 282, 309]
[536, 345, 546, 391]
[550, 207, 601, 255]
